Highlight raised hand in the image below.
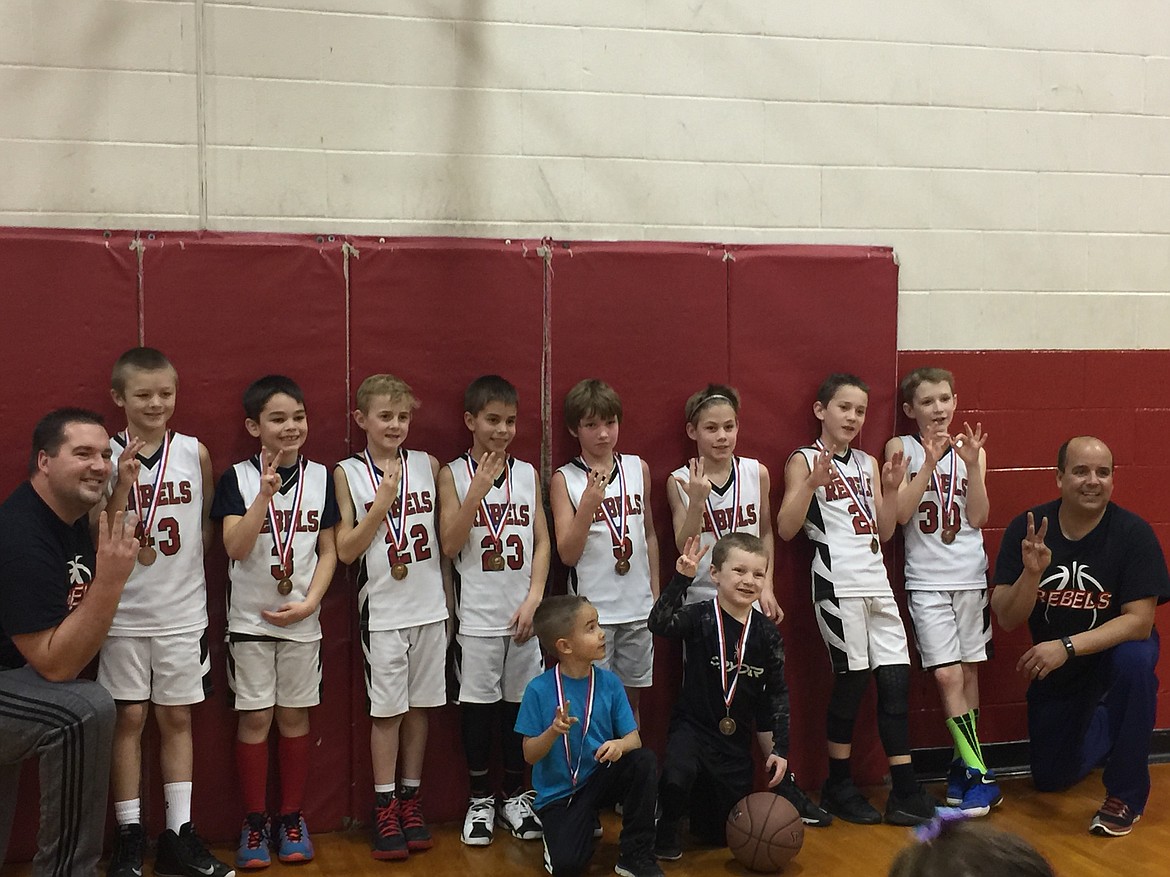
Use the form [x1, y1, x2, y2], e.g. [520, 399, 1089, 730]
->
[550, 700, 578, 736]
[807, 450, 833, 490]
[98, 509, 141, 585]
[683, 457, 713, 505]
[882, 450, 909, 493]
[1021, 512, 1051, 575]
[470, 450, 506, 501]
[581, 466, 609, 511]
[922, 431, 949, 468]
[258, 448, 283, 500]
[675, 534, 710, 577]
[116, 436, 146, 487]
[371, 456, 402, 513]
[954, 421, 987, 466]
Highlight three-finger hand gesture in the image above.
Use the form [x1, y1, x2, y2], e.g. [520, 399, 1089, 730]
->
[684, 458, 712, 505]
[882, 450, 908, 493]
[954, 421, 987, 466]
[582, 466, 609, 510]
[807, 450, 833, 490]
[675, 534, 710, 577]
[98, 509, 141, 585]
[470, 451, 505, 501]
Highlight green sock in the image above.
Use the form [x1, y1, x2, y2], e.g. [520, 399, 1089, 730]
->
[969, 708, 985, 764]
[945, 714, 987, 773]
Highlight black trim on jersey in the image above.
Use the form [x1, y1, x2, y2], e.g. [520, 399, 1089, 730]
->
[805, 493, 826, 537]
[569, 454, 619, 485]
[708, 456, 738, 497]
[461, 452, 514, 488]
[816, 600, 849, 673]
[199, 630, 214, 696]
[112, 429, 175, 468]
[812, 570, 836, 602]
[247, 454, 306, 496]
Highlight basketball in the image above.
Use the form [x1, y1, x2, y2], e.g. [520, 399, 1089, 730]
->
[726, 792, 804, 873]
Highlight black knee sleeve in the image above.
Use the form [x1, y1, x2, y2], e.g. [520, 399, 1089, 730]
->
[826, 670, 871, 744]
[874, 664, 911, 756]
[461, 701, 496, 771]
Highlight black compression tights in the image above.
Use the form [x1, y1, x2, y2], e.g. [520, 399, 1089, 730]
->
[825, 669, 871, 744]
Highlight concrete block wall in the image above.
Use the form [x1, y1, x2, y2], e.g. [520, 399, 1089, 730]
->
[2, 1, 1169, 350]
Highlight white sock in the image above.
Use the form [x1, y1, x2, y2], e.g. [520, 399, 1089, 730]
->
[401, 779, 420, 789]
[114, 798, 141, 826]
[164, 782, 192, 833]
[374, 782, 396, 795]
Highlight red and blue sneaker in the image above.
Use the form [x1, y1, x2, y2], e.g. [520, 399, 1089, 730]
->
[276, 811, 314, 863]
[236, 812, 271, 870]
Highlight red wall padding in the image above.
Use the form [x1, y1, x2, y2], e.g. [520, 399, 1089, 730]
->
[18, 231, 1165, 860]
[897, 350, 1170, 746]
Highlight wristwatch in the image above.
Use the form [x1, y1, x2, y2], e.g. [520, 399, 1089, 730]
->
[1060, 635, 1076, 658]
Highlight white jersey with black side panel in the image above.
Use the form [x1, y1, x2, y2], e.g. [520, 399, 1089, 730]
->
[450, 454, 538, 637]
[338, 449, 448, 631]
[559, 453, 652, 625]
[670, 456, 762, 604]
[109, 431, 208, 637]
[796, 446, 891, 600]
[898, 435, 987, 592]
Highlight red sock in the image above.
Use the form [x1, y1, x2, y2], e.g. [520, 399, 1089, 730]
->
[278, 733, 311, 815]
[236, 739, 269, 815]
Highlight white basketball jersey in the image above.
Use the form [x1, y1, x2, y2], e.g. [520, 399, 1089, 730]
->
[796, 446, 891, 600]
[670, 456, 762, 604]
[558, 453, 652, 625]
[109, 431, 207, 637]
[898, 436, 988, 591]
[227, 457, 329, 642]
[449, 454, 538, 636]
[338, 449, 448, 631]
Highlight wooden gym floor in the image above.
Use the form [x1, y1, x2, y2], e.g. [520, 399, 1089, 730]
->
[4, 764, 1167, 876]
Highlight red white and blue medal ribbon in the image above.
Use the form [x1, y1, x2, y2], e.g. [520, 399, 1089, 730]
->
[704, 457, 741, 537]
[554, 664, 595, 787]
[126, 430, 172, 538]
[267, 456, 305, 577]
[363, 448, 408, 553]
[713, 596, 753, 718]
[925, 439, 957, 533]
[593, 455, 628, 548]
[816, 440, 877, 533]
[465, 453, 512, 547]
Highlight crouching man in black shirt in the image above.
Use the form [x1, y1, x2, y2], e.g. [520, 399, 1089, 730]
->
[0, 409, 140, 875]
[992, 435, 1170, 838]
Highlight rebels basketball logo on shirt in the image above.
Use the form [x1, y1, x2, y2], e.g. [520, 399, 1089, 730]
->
[1037, 561, 1112, 623]
[260, 508, 322, 534]
[66, 555, 94, 610]
[363, 491, 434, 518]
[703, 502, 756, 533]
[590, 494, 644, 524]
[472, 502, 532, 528]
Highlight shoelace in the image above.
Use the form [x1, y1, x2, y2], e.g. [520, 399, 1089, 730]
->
[1100, 796, 1131, 819]
[400, 797, 424, 831]
[470, 798, 494, 817]
[282, 814, 303, 842]
[244, 819, 267, 850]
[375, 801, 401, 837]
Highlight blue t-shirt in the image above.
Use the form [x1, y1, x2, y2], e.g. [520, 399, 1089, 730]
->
[515, 664, 637, 809]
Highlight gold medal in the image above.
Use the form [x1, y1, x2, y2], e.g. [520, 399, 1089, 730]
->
[487, 551, 505, 571]
[719, 716, 737, 736]
[137, 544, 157, 566]
[615, 558, 631, 575]
[870, 537, 880, 554]
[391, 562, 409, 581]
[277, 577, 293, 596]
[941, 528, 956, 545]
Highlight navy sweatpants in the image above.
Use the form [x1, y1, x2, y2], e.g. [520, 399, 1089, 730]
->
[1027, 631, 1159, 812]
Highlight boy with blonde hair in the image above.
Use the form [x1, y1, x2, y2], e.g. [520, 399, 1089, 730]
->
[100, 347, 231, 877]
[550, 379, 659, 722]
[438, 375, 550, 847]
[335, 374, 452, 859]
[211, 375, 339, 869]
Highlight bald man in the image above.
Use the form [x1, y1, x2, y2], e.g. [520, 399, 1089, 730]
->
[992, 436, 1169, 837]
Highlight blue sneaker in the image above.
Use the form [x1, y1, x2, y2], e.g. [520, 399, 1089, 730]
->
[958, 770, 1003, 817]
[276, 811, 314, 863]
[236, 812, 271, 870]
[945, 759, 969, 806]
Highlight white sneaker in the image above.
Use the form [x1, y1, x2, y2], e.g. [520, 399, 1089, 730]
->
[498, 790, 543, 840]
[461, 796, 496, 846]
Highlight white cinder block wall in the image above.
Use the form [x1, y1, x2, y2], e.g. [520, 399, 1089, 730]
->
[2, 0, 1168, 350]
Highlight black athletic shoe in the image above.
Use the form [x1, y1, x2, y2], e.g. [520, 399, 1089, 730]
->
[108, 823, 146, 877]
[884, 786, 939, 826]
[614, 857, 665, 877]
[653, 818, 682, 861]
[155, 822, 235, 877]
[776, 772, 833, 827]
[821, 779, 882, 825]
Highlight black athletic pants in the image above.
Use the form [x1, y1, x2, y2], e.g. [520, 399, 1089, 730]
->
[659, 719, 753, 845]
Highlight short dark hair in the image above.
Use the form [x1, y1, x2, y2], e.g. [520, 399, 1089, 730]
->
[464, 375, 518, 415]
[243, 375, 305, 421]
[684, 384, 740, 424]
[711, 532, 767, 570]
[899, 367, 955, 405]
[888, 820, 1054, 877]
[817, 373, 869, 406]
[563, 379, 622, 432]
[533, 595, 591, 655]
[29, 408, 105, 474]
[1057, 435, 1112, 472]
[111, 346, 176, 394]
